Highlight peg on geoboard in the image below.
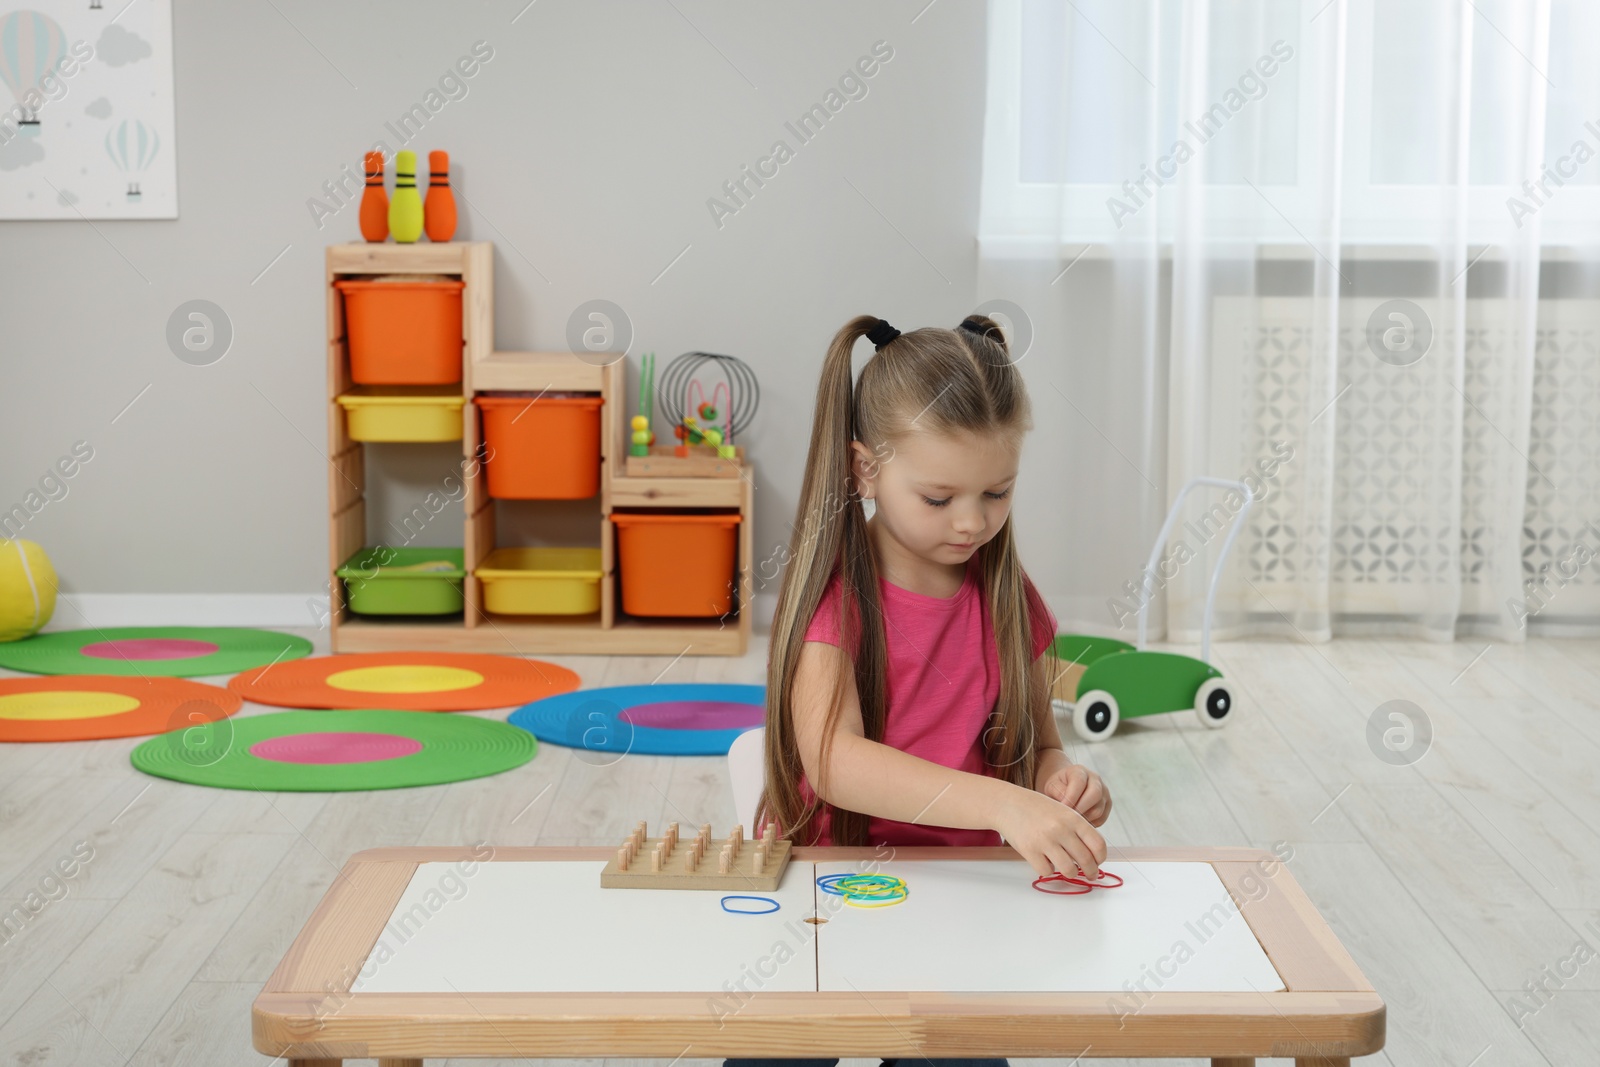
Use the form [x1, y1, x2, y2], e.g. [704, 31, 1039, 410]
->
[601, 820, 791, 890]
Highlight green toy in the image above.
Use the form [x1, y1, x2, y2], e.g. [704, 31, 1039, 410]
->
[1050, 477, 1255, 742]
[630, 351, 657, 457]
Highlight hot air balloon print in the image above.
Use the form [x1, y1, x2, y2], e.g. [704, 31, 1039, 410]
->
[105, 118, 159, 199]
[0, 10, 68, 135]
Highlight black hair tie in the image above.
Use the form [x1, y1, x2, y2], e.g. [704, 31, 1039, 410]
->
[957, 318, 990, 338]
[867, 319, 901, 350]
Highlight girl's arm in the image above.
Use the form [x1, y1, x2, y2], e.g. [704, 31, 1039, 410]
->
[793, 640, 1107, 879]
[1029, 652, 1112, 827]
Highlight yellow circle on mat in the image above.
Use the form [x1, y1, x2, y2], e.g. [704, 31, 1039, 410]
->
[0, 691, 142, 720]
[324, 665, 485, 694]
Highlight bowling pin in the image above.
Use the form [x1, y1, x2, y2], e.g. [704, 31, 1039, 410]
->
[388, 150, 424, 243]
[424, 149, 458, 242]
[359, 151, 388, 242]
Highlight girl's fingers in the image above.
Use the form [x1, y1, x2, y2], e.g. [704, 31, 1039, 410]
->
[1072, 776, 1100, 816]
[1079, 824, 1108, 869]
[1053, 830, 1098, 881]
[1056, 769, 1087, 808]
[1027, 846, 1058, 878]
[1044, 843, 1079, 880]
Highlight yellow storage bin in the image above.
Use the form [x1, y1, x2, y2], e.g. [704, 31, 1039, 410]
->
[337, 385, 466, 442]
[476, 547, 603, 615]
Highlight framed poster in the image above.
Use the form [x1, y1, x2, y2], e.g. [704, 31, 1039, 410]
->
[0, 0, 177, 219]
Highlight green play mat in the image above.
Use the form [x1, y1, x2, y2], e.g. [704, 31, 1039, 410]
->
[129, 709, 537, 791]
[0, 627, 313, 678]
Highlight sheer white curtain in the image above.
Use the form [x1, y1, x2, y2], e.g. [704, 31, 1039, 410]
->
[982, 0, 1600, 644]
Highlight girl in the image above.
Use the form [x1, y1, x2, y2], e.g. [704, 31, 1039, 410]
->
[726, 314, 1111, 1067]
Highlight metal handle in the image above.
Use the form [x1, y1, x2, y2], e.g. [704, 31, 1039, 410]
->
[1136, 477, 1255, 662]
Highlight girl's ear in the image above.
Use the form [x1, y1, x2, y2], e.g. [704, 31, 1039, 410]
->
[850, 439, 879, 500]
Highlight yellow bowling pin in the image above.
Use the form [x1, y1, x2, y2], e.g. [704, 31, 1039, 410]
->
[388, 150, 424, 243]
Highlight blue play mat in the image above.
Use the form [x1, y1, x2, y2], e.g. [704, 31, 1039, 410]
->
[508, 683, 765, 756]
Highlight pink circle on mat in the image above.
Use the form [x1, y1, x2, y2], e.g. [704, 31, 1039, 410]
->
[249, 732, 424, 765]
[618, 701, 765, 731]
[80, 638, 221, 661]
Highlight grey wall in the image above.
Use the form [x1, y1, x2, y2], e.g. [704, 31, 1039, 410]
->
[4, 0, 1107, 626]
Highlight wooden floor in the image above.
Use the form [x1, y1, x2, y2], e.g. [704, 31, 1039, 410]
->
[1, 633, 1597, 1067]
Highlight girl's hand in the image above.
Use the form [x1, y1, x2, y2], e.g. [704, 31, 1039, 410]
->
[996, 787, 1108, 881]
[1036, 757, 1112, 827]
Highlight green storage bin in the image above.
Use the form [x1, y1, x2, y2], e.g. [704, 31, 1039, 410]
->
[336, 547, 466, 615]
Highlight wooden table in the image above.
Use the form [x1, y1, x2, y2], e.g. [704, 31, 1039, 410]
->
[252, 845, 1384, 1067]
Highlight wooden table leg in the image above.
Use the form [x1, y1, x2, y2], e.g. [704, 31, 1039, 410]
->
[1211, 1059, 1254, 1066]
[289, 1061, 341, 1067]
[1294, 1058, 1350, 1066]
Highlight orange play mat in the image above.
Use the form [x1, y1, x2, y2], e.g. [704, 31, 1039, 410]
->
[0, 675, 242, 742]
[227, 652, 579, 711]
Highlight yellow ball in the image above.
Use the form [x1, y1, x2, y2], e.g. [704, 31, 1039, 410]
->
[0, 539, 57, 642]
[631, 415, 648, 430]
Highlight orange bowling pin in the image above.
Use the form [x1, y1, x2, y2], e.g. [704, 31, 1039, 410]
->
[424, 150, 457, 242]
[358, 151, 388, 242]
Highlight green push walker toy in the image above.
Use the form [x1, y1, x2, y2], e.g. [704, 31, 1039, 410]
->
[1050, 477, 1255, 742]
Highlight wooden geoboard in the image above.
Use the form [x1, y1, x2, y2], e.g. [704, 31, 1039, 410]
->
[253, 846, 1385, 1065]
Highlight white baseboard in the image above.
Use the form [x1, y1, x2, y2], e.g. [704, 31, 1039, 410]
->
[46, 592, 764, 638]
[48, 594, 328, 631]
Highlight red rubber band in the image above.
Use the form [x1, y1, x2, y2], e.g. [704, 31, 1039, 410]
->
[1032, 873, 1091, 894]
[1065, 869, 1123, 889]
[1032, 869, 1124, 895]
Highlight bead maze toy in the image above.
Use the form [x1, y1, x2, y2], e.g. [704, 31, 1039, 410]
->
[600, 820, 790, 891]
[1050, 477, 1254, 741]
[626, 351, 759, 478]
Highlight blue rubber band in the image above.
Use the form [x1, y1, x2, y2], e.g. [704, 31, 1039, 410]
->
[721, 894, 780, 915]
[817, 873, 904, 897]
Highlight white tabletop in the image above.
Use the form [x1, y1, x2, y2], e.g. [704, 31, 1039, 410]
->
[349, 858, 1284, 994]
[815, 859, 1285, 993]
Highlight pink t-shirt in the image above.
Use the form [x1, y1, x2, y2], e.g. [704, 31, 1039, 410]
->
[793, 554, 1057, 847]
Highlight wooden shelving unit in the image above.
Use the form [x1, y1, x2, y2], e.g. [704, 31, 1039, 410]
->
[326, 242, 753, 656]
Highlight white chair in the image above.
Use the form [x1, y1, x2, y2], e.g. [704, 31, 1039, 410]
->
[727, 725, 766, 835]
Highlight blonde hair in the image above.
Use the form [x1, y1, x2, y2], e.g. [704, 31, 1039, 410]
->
[756, 314, 1039, 846]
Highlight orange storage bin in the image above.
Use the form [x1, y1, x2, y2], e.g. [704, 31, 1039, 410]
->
[335, 277, 465, 385]
[611, 512, 742, 617]
[476, 394, 604, 499]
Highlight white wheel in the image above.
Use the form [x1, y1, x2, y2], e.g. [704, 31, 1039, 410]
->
[1194, 677, 1235, 729]
[1071, 689, 1120, 742]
